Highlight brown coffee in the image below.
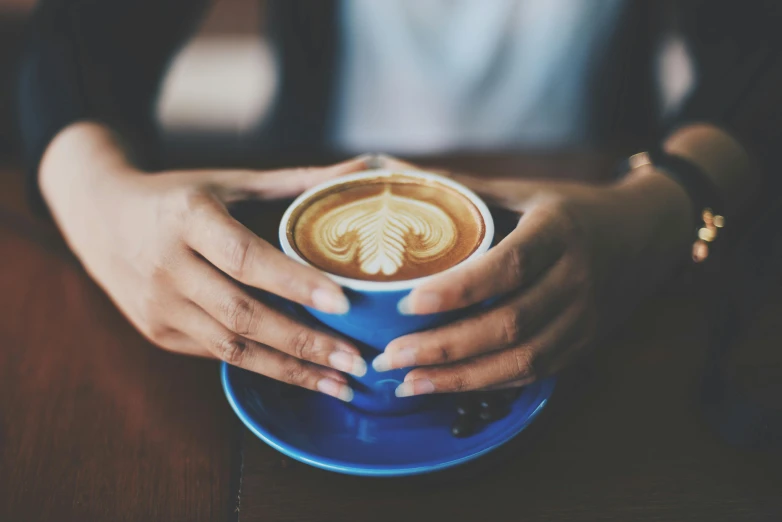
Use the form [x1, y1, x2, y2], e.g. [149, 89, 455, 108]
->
[287, 173, 486, 282]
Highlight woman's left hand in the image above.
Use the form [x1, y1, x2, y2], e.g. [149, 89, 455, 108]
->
[372, 168, 694, 396]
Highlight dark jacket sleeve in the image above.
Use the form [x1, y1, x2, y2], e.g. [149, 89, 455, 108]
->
[16, 0, 208, 209]
[672, 0, 782, 183]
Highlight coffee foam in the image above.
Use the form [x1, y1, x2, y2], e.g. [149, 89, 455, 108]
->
[288, 174, 485, 282]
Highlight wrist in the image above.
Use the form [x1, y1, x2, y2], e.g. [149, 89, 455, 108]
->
[609, 165, 694, 262]
[39, 122, 145, 259]
[664, 124, 754, 215]
[40, 122, 140, 216]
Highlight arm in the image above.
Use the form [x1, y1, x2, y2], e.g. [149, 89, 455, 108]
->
[372, 2, 782, 395]
[17, 1, 372, 400]
[663, 0, 782, 215]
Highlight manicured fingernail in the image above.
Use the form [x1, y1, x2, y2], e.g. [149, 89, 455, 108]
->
[398, 293, 441, 315]
[355, 153, 381, 168]
[372, 353, 392, 372]
[328, 351, 367, 377]
[397, 295, 414, 315]
[317, 378, 354, 402]
[395, 379, 435, 398]
[373, 348, 416, 372]
[374, 154, 393, 168]
[311, 288, 350, 315]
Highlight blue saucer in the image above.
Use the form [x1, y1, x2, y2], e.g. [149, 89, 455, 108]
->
[222, 363, 556, 477]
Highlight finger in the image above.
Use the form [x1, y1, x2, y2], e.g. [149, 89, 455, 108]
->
[365, 154, 458, 180]
[371, 154, 421, 171]
[478, 380, 528, 391]
[450, 176, 538, 211]
[180, 256, 366, 377]
[183, 194, 350, 314]
[400, 204, 568, 315]
[374, 258, 572, 372]
[182, 305, 354, 402]
[200, 155, 373, 202]
[395, 301, 584, 396]
[449, 176, 577, 212]
[147, 328, 210, 358]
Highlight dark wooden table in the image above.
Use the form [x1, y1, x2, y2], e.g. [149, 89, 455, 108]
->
[2, 154, 782, 522]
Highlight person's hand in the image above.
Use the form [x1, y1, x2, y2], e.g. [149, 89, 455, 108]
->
[40, 122, 370, 401]
[372, 169, 694, 396]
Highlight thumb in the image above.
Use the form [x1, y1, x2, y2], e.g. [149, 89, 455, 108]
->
[369, 153, 422, 171]
[452, 175, 545, 213]
[204, 155, 373, 202]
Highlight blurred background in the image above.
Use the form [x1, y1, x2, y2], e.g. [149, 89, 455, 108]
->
[0, 0, 779, 462]
[0, 0, 699, 169]
[0, 0, 31, 164]
[0, 0, 278, 166]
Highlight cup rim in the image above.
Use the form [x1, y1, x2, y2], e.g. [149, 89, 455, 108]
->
[278, 169, 495, 293]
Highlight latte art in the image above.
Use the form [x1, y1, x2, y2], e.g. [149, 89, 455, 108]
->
[315, 186, 457, 276]
[288, 174, 486, 282]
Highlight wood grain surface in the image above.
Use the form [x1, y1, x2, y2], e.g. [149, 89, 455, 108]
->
[2, 153, 782, 522]
[0, 167, 240, 522]
[235, 156, 782, 522]
[236, 281, 782, 522]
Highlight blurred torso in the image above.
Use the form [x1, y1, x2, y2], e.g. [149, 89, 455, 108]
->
[333, 0, 626, 154]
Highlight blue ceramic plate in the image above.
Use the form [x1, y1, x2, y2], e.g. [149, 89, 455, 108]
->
[222, 363, 556, 477]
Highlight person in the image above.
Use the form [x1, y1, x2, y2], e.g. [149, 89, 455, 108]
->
[15, 0, 782, 402]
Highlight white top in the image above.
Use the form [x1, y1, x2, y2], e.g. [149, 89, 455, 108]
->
[333, 0, 624, 154]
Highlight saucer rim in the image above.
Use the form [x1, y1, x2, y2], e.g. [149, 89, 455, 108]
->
[221, 363, 555, 477]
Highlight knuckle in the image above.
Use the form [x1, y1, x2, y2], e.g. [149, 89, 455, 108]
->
[282, 361, 308, 385]
[223, 234, 253, 279]
[179, 189, 214, 222]
[142, 320, 173, 345]
[450, 281, 475, 305]
[550, 200, 582, 239]
[507, 247, 525, 283]
[137, 289, 165, 325]
[289, 329, 318, 361]
[147, 247, 182, 283]
[511, 347, 538, 380]
[214, 335, 248, 366]
[448, 372, 472, 392]
[437, 344, 451, 363]
[221, 294, 257, 335]
[500, 309, 522, 345]
[149, 258, 174, 284]
[420, 339, 450, 364]
[539, 198, 579, 238]
[539, 197, 567, 218]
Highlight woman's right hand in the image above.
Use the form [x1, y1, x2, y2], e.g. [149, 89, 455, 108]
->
[39, 122, 368, 402]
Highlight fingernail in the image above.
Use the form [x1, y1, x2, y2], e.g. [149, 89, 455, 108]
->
[374, 154, 399, 168]
[395, 379, 435, 398]
[317, 378, 355, 402]
[398, 293, 441, 315]
[372, 347, 416, 372]
[397, 295, 413, 315]
[354, 153, 380, 168]
[328, 351, 367, 377]
[372, 353, 392, 372]
[311, 288, 350, 315]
